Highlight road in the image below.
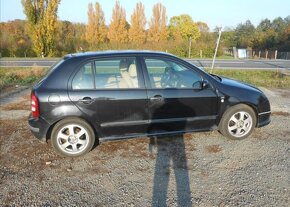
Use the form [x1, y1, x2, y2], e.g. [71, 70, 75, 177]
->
[0, 58, 290, 69]
[186, 59, 290, 70]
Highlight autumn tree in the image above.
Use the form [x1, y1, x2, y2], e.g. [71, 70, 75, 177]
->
[168, 15, 200, 41]
[129, 2, 146, 45]
[56, 21, 78, 55]
[147, 3, 168, 42]
[0, 20, 33, 57]
[196, 21, 210, 33]
[108, 1, 128, 44]
[85, 2, 107, 48]
[22, 0, 60, 57]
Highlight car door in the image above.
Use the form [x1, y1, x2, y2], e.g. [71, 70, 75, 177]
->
[68, 56, 149, 138]
[142, 57, 218, 134]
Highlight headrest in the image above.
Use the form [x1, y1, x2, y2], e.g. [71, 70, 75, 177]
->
[129, 64, 137, 77]
[119, 60, 128, 71]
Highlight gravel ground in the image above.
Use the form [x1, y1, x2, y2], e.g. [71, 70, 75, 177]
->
[0, 88, 289, 206]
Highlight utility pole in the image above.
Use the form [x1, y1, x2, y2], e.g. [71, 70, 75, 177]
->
[188, 36, 192, 58]
[211, 27, 222, 73]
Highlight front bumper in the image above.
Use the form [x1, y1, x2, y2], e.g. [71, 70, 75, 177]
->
[28, 113, 51, 140]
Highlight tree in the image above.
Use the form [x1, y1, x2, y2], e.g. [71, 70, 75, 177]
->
[128, 2, 146, 45]
[279, 24, 290, 50]
[147, 3, 168, 42]
[0, 20, 33, 57]
[271, 17, 287, 33]
[169, 14, 200, 41]
[257, 18, 272, 32]
[235, 20, 255, 47]
[85, 2, 107, 47]
[108, 0, 128, 44]
[22, 0, 60, 57]
[253, 18, 286, 50]
[196, 21, 209, 33]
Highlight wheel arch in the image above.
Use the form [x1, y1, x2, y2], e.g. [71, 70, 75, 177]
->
[217, 102, 259, 128]
[45, 116, 100, 143]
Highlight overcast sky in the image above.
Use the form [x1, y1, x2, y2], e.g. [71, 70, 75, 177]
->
[1, 0, 289, 30]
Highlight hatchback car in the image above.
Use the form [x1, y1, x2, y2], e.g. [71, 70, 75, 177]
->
[28, 51, 271, 157]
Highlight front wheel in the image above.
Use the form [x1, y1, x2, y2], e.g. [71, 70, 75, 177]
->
[51, 118, 95, 157]
[219, 104, 256, 140]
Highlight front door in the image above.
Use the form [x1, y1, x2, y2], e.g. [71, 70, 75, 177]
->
[68, 56, 148, 138]
[143, 57, 218, 134]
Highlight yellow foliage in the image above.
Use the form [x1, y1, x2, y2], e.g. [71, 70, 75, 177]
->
[22, 0, 59, 57]
[129, 2, 146, 45]
[107, 0, 128, 44]
[147, 3, 168, 42]
[85, 2, 107, 47]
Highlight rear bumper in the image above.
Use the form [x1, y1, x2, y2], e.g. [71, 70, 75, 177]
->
[28, 113, 51, 140]
[257, 111, 271, 127]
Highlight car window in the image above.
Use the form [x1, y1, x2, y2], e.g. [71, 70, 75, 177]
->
[94, 58, 139, 89]
[72, 62, 94, 90]
[145, 58, 202, 89]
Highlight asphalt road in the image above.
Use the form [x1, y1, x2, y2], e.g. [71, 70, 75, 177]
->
[0, 58, 290, 70]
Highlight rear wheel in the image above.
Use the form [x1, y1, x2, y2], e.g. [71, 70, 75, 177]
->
[51, 118, 95, 157]
[219, 104, 256, 140]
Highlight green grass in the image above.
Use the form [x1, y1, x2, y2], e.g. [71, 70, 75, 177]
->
[207, 69, 290, 88]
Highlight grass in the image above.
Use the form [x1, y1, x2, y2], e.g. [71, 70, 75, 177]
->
[207, 69, 290, 88]
[0, 67, 48, 91]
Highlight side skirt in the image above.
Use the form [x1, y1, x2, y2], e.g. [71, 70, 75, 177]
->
[98, 125, 218, 143]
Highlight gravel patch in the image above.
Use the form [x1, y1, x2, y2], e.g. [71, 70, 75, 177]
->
[0, 88, 289, 206]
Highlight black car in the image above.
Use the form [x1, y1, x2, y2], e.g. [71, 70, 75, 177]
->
[28, 51, 271, 157]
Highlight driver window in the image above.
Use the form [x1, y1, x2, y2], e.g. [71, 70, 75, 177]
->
[145, 58, 202, 89]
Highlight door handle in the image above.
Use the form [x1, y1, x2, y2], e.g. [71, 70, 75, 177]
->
[79, 97, 93, 104]
[150, 95, 163, 101]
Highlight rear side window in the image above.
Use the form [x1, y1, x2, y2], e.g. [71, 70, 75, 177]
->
[72, 62, 94, 90]
[94, 58, 139, 89]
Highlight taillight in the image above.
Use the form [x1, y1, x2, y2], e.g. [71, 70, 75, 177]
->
[31, 92, 39, 118]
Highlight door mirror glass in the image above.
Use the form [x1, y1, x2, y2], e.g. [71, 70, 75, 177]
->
[202, 80, 209, 89]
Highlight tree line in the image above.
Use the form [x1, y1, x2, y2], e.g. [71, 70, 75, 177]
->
[0, 0, 289, 58]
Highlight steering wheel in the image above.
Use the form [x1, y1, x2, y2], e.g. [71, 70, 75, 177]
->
[161, 67, 181, 88]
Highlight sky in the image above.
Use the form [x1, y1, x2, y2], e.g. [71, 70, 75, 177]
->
[0, 0, 289, 30]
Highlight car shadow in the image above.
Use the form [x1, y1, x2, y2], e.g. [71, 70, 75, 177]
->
[150, 135, 192, 206]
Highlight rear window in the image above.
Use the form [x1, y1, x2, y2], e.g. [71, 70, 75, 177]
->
[36, 58, 65, 85]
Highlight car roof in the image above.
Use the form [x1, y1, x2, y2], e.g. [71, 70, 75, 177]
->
[64, 50, 176, 59]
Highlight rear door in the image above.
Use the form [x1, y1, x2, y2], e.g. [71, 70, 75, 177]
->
[142, 57, 218, 133]
[68, 56, 149, 138]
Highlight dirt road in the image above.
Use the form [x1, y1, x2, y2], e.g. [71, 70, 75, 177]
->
[0, 88, 289, 206]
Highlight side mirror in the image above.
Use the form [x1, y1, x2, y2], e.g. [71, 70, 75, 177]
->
[192, 80, 209, 90]
[202, 80, 209, 89]
[192, 81, 202, 90]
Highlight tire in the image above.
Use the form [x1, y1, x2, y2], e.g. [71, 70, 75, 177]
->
[51, 118, 95, 157]
[219, 104, 256, 140]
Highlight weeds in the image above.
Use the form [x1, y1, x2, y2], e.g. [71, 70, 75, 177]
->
[0, 66, 48, 90]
